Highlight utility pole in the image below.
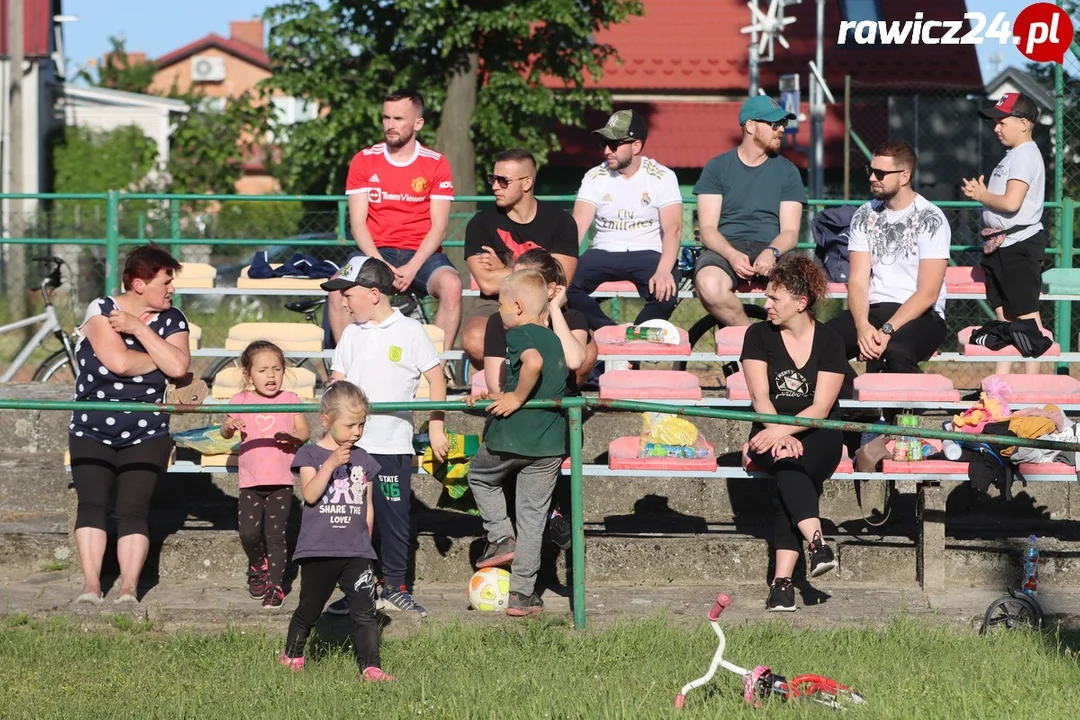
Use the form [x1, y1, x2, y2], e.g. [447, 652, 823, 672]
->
[8, 0, 27, 337]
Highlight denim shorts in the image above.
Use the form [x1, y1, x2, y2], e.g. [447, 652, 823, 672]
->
[378, 247, 457, 296]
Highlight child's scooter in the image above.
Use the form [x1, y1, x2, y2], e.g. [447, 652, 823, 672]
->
[675, 594, 864, 710]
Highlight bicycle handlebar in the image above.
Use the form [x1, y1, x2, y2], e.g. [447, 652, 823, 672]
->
[708, 594, 731, 621]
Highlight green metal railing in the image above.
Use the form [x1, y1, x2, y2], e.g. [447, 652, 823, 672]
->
[5, 395, 1079, 631]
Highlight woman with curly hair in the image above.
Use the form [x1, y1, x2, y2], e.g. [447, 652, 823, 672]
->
[739, 254, 846, 612]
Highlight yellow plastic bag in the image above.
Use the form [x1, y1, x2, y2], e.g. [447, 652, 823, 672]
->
[171, 425, 240, 455]
[640, 412, 699, 446]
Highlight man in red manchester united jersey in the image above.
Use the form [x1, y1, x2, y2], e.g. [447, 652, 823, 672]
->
[327, 89, 462, 349]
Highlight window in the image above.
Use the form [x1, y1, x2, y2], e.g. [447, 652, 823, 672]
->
[839, 0, 882, 22]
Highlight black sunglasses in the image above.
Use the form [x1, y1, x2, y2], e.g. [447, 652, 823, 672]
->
[486, 174, 527, 189]
[751, 118, 788, 131]
[599, 137, 635, 151]
[866, 166, 905, 180]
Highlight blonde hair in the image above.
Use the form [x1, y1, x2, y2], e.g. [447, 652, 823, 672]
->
[500, 268, 548, 315]
[320, 381, 370, 424]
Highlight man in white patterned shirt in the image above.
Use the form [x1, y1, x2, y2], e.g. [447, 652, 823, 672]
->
[567, 110, 683, 332]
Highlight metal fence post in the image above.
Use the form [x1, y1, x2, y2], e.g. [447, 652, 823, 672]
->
[337, 199, 348, 240]
[104, 190, 120, 294]
[1057, 197, 1075, 371]
[568, 401, 586, 631]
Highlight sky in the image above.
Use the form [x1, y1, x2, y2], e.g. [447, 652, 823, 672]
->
[62, 0, 1041, 82]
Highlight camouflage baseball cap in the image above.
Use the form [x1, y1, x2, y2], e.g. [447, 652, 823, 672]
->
[592, 109, 648, 142]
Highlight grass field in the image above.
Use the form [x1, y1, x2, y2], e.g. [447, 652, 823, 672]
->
[1, 613, 1076, 719]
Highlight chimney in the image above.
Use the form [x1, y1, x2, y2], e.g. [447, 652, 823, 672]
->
[229, 19, 264, 50]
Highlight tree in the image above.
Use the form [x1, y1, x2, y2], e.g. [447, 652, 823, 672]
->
[262, 0, 644, 195]
[76, 36, 157, 94]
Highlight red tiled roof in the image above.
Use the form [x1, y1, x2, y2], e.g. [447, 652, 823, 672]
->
[155, 33, 270, 71]
[548, 101, 860, 170]
[0, 0, 57, 58]
[576, 0, 982, 93]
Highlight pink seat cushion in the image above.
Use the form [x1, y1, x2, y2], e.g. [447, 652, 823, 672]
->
[608, 435, 717, 471]
[827, 282, 848, 294]
[945, 266, 987, 295]
[470, 371, 488, 394]
[595, 324, 691, 356]
[595, 281, 638, 293]
[882, 458, 968, 474]
[599, 369, 702, 400]
[470, 275, 480, 291]
[715, 326, 749, 356]
[958, 326, 1059, 357]
[726, 371, 750, 400]
[1017, 462, 1076, 476]
[990, 374, 1080, 403]
[853, 373, 959, 402]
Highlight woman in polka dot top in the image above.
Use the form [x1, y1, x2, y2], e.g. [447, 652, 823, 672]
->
[69, 245, 191, 606]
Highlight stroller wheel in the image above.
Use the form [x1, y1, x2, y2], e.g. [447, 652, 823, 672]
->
[980, 593, 1042, 634]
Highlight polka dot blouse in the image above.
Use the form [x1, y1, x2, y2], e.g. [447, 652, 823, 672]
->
[69, 297, 189, 448]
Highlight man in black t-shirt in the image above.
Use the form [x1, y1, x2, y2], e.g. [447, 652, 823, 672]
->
[462, 148, 579, 366]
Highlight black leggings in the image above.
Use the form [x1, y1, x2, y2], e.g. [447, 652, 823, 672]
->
[751, 429, 842, 553]
[238, 486, 293, 586]
[285, 556, 381, 671]
[70, 435, 173, 538]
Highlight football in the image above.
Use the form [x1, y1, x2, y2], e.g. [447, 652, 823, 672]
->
[467, 567, 511, 611]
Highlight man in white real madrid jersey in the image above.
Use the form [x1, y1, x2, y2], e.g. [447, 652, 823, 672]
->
[567, 109, 683, 332]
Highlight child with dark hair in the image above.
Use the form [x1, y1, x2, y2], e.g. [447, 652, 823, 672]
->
[220, 341, 310, 608]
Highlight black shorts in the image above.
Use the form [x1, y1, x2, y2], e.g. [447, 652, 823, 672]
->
[981, 229, 1047, 317]
[695, 240, 769, 286]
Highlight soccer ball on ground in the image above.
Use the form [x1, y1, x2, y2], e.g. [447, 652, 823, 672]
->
[467, 567, 511, 611]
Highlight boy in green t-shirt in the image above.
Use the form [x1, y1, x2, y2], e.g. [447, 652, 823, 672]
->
[466, 268, 568, 616]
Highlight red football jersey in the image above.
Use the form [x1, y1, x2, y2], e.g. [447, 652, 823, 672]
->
[345, 142, 455, 251]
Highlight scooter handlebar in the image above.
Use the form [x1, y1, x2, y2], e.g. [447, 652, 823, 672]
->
[707, 594, 731, 621]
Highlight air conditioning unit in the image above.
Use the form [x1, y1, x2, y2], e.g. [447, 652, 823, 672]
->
[191, 56, 226, 82]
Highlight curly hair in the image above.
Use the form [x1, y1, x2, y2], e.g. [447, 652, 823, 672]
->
[767, 254, 829, 318]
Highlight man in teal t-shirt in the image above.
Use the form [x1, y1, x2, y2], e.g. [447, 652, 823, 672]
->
[466, 268, 568, 617]
[693, 95, 806, 327]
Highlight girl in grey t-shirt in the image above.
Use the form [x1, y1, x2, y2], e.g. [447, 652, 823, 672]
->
[281, 382, 393, 682]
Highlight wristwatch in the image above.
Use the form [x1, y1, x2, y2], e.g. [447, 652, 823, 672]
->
[766, 246, 781, 261]
[880, 322, 895, 336]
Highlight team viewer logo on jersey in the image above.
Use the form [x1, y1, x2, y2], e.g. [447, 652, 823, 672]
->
[388, 345, 403, 362]
[368, 189, 382, 203]
[411, 177, 429, 193]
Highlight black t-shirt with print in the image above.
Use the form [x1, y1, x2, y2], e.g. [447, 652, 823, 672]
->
[464, 201, 579, 300]
[483, 308, 589, 396]
[739, 320, 848, 435]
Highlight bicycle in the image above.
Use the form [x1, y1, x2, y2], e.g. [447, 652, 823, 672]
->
[675, 593, 864, 710]
[0, 256, 79, 384]
[200, 291, 433, 388]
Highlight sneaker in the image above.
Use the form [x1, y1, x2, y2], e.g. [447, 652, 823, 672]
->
[808, 533, 838, 578]
[548, 506, 572, 550]
[476, 536, 516, 568]
[326, 596, 349, 616]
[765, 578, 796, 612]
[247, 557, 268, 599]
[279, 652, 304, 672]
[362, 666, 396, 683]
[263, 584, 285, 609]
[506, 591, 544, 617]
[380, 585, 428, 618]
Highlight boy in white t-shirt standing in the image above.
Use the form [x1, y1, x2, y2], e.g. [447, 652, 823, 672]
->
[826, 141, 951, 374]
[321, 257, 449, 618]
[963, 92, 1047, 375]
[567, 110, 683, 333]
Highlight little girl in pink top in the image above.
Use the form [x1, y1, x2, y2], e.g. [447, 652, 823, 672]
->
[220, 341, 310, 608]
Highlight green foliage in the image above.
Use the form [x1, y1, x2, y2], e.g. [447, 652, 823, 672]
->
[52, 125, 159, 194]
[207, 199, 307, 260]
[262, 0, 644, 194]
[163, 92, 272, 195]
[75, 36, 158, 94]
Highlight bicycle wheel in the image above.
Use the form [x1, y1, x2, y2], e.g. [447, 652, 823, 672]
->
[32, 349, 76, 384]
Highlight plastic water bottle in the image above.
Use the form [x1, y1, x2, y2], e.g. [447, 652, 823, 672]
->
[942, 440, 963, 461]
[625, 325, 665, 342]
[895, 412, 920, 462]
[1022, 535, 1039, 597]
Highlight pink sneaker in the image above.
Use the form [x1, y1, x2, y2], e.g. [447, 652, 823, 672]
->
[362, 666, 395, 683]
[279, 652, 305, 672]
